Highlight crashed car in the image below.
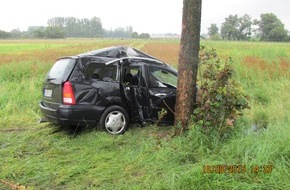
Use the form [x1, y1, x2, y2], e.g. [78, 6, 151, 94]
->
[39, 46, 177, 134]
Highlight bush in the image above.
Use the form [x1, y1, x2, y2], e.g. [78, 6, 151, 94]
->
[209, 34, 222, 41]
[191, 47, 250, 138]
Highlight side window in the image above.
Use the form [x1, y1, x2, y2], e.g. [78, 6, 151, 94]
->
[148, 67, 177, 88]
[46, 59, 76, 81]
[84, 63, 118, 81]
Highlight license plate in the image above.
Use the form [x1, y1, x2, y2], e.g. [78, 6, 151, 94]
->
[44, 89, 53, 98]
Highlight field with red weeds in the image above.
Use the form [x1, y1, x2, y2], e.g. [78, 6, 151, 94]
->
[243, 56, 290, 78]
[142, 41, 179, 66]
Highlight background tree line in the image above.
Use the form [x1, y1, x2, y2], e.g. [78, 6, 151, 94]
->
[1, 13, 289, 41]
[207, 13, 289, 41]
[0, 16, 150, 39]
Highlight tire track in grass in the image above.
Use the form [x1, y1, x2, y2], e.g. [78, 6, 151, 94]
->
[0, 124, 51, 133]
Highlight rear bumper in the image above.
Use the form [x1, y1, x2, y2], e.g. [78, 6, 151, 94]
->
[39, 101, 106, 126]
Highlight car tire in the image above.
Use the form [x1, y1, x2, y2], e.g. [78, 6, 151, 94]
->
[100, 105, 129, 135]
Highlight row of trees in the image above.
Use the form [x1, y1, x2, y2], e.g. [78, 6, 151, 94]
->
[0, 27, 68, 39]
[47, 17, 103, 38]
[0, 17, 149, 39]
[207, 13, 289, 41]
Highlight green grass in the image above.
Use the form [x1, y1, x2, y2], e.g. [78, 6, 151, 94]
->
[201, 41, 290, 62]
[0, 39, 289, 189]
[0, 41, 68, 54]
[0, 44, 63, 54]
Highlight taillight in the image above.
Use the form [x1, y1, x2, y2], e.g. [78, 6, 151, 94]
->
[63, 81, 76, 105]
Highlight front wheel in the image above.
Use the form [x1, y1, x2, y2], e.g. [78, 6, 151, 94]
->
[100, 106, 129, 135]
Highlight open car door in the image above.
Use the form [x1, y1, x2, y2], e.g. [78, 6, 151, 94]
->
[121, 63, 151, 123]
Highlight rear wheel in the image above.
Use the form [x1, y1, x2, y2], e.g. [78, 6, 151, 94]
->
[100, 106, 129, 135]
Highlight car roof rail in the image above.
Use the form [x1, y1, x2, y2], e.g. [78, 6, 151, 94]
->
[105, 57, 164, 65]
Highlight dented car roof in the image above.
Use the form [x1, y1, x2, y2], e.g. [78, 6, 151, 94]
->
[57, 46, 166, 65]
[78, 45, 159, 59]
[78, 46, 168, 65]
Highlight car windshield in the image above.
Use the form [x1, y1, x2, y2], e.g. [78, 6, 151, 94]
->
[46, 58, 76, 81]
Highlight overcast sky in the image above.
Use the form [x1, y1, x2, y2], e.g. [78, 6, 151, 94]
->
[1, 0, 289, 34]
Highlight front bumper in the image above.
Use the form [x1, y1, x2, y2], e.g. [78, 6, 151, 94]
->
[39, 101, 106, 126]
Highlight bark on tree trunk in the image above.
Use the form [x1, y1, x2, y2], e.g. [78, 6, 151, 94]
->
[174, 0, 202, 131]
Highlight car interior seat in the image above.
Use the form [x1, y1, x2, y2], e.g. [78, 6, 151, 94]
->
[92, 73, 100, 79]
[124, 73, 134, 85]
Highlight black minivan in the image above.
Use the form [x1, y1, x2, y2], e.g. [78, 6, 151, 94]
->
[39, 46, 177, 134]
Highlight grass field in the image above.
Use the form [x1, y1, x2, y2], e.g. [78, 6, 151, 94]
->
[0, 39, 289, 189]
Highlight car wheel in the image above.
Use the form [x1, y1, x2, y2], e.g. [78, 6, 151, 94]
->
[100, 106, 129, 135]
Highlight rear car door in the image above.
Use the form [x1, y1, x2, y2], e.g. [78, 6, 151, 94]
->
[147, 66, 177, 124]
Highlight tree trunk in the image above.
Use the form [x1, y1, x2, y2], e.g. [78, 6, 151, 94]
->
[174, 0, 202, 131]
